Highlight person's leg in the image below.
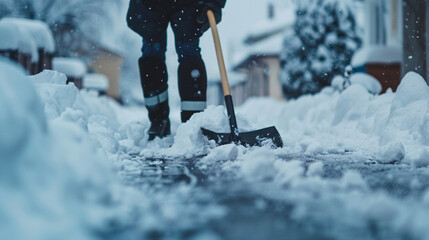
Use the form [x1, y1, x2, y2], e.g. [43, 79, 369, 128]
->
[127, 1, 170, 139]
[176, 41, 207, 123]
[138, 40, 171, 140]
[138, 37, 169, 125]
[170, 7, 208, 123]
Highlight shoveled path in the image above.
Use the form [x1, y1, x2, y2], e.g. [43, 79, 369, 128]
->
[121, 153, 429, 240]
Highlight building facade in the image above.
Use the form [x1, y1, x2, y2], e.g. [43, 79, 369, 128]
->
[356, 0, 429, 88]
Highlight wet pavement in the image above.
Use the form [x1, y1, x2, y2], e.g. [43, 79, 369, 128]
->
[119, 153, 429, 240]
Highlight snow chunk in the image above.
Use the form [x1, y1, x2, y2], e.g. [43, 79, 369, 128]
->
[167, 106, 230, 157]
[350, 73, 382, 95]
[30, 70, 67, 85]
[420, 111, 429, 145]
[275, 160, 305, 185]
[364, 194, 398, 222]
[305, 141, 324, 154]
[240, 148, 278, 182]
[201, 144, 238, 165]
[87, 115, 119, 154]
[423, 190, 429, 204]
[333, 84, 370, 124]
[391, 72, 429, 113]
[119, 122, 147, 147]
[53, 57, 87, 78]
[377, 141, 405, 164]
[189, 231, 222, 240]
[341, 171, 367, 190]
[331, 75, 347, 92]
[240, 148, 304, 184]
[404, 148, 429, 168]
[34, 80, 81, 120]
[307, 161, 324, 177]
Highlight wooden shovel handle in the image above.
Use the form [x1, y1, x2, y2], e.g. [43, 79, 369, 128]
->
[207, 10, 231, 96]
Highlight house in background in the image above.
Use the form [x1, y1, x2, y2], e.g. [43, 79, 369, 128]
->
[231, 4, 294, 105]
[89, 46, 124, 102]
[76, 38, 125, 102]
[353, 0, 429, 92]
[207, 72, 247, 106]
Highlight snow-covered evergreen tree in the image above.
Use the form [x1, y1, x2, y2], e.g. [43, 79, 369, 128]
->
[280, 0, 362, 98]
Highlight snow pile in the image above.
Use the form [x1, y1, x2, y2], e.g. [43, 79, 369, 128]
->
[350, 73, 382, 95]
[0, 60, 223, 239]
[191, 70, 429, 238]
[2, 49, 429, 239]
[235, 71, 429, 165]
[0, 59, 47, 169]
[0, 60, 114, 239]
[404, 148, 429, 168]
[131, 68, 429, 170]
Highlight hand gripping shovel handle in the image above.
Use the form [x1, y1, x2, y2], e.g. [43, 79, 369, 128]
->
[207, 10, 239, 142]
[207, 10, 230, 96]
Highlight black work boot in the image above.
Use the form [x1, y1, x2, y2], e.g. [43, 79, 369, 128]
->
[146, 100, 171, 140]
[138, 57, 171, 140]
[178, 56, 208, 123]
[148, 119, 171, 141]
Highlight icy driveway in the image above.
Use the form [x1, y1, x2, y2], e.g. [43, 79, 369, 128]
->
[120, 151, 429, 240]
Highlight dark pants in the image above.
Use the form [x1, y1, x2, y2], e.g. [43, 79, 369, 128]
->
[127, 0, 207, 122]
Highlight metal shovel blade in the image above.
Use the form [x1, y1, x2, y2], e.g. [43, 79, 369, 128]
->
[201, 126, 283, 148]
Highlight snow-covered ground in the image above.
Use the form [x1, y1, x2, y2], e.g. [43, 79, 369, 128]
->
[1, 58, 429, 240]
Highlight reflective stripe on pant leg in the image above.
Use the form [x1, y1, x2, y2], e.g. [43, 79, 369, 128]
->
[145, 90, 168, 107]
[181, 101, 206, 111]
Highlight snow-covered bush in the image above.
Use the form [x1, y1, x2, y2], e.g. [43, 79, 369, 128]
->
[280, 0, 362, 98]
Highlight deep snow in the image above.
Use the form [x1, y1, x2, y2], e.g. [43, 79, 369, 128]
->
[1, 58, 429, 239]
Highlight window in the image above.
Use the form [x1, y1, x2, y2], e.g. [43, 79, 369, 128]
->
[365, 0, 387, 45]
[387, 0, 403, 46]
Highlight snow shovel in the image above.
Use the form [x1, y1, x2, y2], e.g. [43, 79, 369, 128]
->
[201, 10, 283, 148]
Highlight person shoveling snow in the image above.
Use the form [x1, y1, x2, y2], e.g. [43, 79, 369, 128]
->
[126, 0, 226, 140]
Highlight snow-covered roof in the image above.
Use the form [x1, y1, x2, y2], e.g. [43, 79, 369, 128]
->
[0, 22, 20, 50]
[0, 21, 39, 62]
[228, 72, 247, 87]
[352, 46, 403, 66]
[0, 18, 55, 53]
[16, 25, 39, 62]
[53, 57, 87, 78]
[232, 8, 295, 69]
[83, 73, 109, 91]
[244, 8, 295, 43]
[233, 30, 289, 68]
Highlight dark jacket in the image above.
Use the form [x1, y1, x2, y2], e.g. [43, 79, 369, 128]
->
[127, 0, 226, 42]
[141, 0, 226, 12]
